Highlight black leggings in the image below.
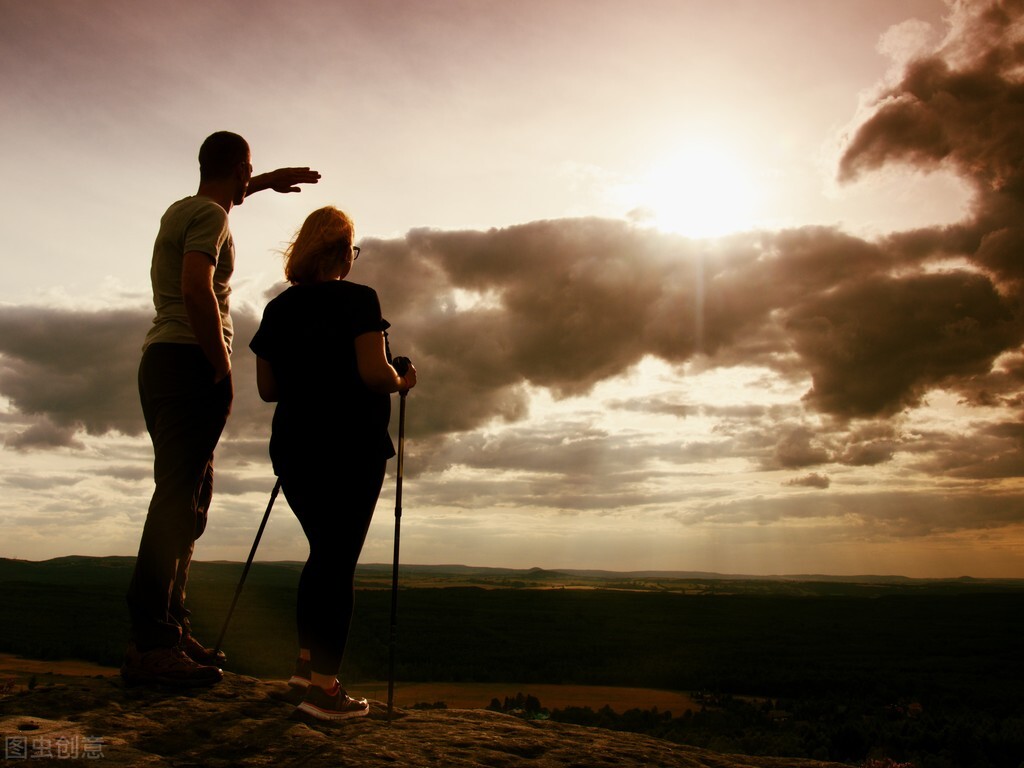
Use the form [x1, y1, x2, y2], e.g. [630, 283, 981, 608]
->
[281, 456, 387, 677]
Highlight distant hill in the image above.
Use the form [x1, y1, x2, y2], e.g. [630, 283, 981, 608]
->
[2, 556, 1021, 596]
[0, 555, 137, 585]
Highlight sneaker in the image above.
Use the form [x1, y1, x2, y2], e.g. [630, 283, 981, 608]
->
[120, 642, 223, 687]
[288, 657, 312, 690]
[296, 682, 370, 721]
[179, 634, 227, 666]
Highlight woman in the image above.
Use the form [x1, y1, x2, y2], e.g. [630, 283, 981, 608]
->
[249, 206, 417, 720]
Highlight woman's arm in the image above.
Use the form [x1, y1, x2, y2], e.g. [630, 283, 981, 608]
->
[355, 331, 417, 394]
[255, 356, 280, 402]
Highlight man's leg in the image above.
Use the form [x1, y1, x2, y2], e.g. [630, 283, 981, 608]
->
[124, 344, 230, 684]
[170, 459, 227, 665]
[168, 458, 212, 631]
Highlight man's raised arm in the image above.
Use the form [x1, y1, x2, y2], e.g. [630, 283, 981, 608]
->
[246, 167, 321, 196]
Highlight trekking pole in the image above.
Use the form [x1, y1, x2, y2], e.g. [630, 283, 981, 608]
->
[214, 478, 281, 656]
[387, 358, 411, 723]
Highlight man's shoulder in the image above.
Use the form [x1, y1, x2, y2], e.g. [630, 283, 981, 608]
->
[162, 195, 229, 226]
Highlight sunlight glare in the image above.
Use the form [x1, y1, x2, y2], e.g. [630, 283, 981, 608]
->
[624, 144, 763, 238]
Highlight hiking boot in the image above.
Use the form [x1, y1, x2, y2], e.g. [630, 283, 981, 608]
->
[296, 682, 369, 721]
[288, 657, 312, 690]
[120, 642, 223, 687]
[179, 634, 227, 666]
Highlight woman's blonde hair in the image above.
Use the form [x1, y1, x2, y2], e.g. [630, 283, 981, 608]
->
[283, 206, 355, 285]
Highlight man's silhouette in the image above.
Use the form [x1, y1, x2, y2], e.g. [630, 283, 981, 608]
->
[123, 131, 319, 687]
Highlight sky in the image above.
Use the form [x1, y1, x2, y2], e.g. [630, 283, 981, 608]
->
[1, 0, 1022, 578]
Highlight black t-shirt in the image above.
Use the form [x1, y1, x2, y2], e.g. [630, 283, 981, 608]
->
[249, 280, 396, 475]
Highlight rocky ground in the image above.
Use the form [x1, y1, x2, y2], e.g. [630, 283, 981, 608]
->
[0, 672, 854, 767]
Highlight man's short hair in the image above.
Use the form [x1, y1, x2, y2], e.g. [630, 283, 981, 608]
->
[198, 131, 250, 181]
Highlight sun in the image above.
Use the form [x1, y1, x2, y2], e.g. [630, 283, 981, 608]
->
[622, 143, 764, 238]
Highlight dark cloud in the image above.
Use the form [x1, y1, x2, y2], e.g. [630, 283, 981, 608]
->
[910, 425, 1024, 479]
[954, 349, 1024, 406]
[355, 220, 705, 435]
[839, 423, 897, 466]
[4, 418, 84, 451]
[766, 426, 831, 470]
[787, 270, 1020, 417]
[351, 217, 1021, 437]
[785, 473, 831, 489]
[0, 306, 147, 448]
[3, 206, 1021, 476]
[839, 0, 1024, 287]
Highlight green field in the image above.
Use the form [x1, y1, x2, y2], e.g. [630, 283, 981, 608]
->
[2, 556, 1022, 767]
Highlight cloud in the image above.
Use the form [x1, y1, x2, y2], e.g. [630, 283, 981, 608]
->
[909, 423, 1024, 480]
[839, 0, 1024, 288]
[784, 473, 831, 490]
[834, 424, 898, 467]
[0, 306, 148, 447]
[345, 216, 1021, 435]
[4, 419, 84, 451]
[767, 427, 832, 469]
[1, 472, 86, 492]
[690, 487, 1024, 539]
[2, 206, 1022, 471]
[786, 270, 1020, 417]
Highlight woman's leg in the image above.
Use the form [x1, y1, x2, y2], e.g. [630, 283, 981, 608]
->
[283, 457, 387, 680]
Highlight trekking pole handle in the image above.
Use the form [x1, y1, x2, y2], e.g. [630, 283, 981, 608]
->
[393, 356, 412, 396]
[392, 356, 411, 376]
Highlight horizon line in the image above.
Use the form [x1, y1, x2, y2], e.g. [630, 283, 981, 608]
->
[3, 554, 1023, 583]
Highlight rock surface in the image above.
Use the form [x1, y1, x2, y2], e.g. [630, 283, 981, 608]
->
[0, 672, 853, 767]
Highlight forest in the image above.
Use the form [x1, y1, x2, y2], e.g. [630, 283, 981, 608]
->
[1, 556, 1021, 768]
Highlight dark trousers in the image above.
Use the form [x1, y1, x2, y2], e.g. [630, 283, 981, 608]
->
[127, 343, 232, 651]
[281, 455, 387, 677]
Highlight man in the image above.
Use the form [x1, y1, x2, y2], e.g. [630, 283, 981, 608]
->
[123, 131, 320, 687]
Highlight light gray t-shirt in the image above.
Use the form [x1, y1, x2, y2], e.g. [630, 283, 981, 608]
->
[143, 195, 235, 353]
